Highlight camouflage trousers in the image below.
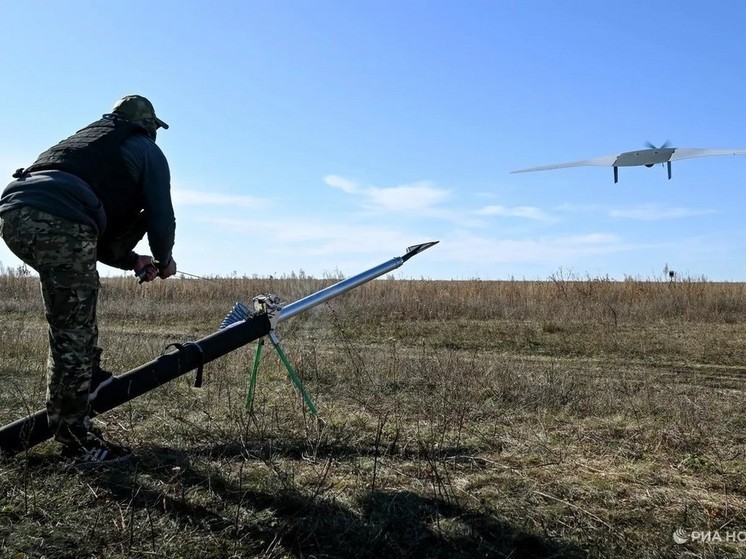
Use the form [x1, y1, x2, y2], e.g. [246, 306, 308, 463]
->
[0, 207, 101, 445]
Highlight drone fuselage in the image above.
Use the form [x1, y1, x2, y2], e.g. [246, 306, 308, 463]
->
[613, 148, 676, 167]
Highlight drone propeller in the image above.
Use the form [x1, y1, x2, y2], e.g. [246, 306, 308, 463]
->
[645, 140, 671, 150]
[644, 141, 673, 174]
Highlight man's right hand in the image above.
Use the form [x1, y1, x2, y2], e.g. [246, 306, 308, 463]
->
[157, 258, 177, 279]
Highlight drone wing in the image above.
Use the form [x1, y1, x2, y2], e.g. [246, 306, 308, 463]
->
[669, 148, 746, 161]
[511, 154, 619, 174]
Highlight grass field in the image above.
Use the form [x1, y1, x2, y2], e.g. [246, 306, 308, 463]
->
[1, 269, 745, 558]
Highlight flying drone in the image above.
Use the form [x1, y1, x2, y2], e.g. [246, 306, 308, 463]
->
[511, 142, 746, 183]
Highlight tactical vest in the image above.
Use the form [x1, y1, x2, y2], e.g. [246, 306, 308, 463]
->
[24, 116, 149, 235]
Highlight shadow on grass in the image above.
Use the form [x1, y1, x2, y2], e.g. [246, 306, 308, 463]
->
[91, 443, 586, 559]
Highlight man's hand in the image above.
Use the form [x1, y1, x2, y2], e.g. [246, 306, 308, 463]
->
[157, 258, 177, 279]
[134, 255, 158, 283]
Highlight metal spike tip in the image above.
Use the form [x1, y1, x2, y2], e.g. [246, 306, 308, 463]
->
[402, 241, 439, 262]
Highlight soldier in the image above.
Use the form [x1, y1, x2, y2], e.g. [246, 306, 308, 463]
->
[0, 95, 177, 465]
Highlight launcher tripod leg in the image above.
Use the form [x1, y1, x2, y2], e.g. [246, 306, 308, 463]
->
[246, 339, 264, 412]
[268, 331, 318, 415]
[245, 332, 318, 416]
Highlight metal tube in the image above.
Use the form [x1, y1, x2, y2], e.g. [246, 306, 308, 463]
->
[279, 257, 403, 322]
[278, 241, 438, 322]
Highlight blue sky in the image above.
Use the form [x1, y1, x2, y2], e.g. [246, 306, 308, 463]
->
[2, 0, 746, 281]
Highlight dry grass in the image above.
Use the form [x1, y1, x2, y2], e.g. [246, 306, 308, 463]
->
[1, 271, 745, 558]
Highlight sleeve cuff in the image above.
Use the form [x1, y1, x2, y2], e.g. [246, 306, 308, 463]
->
[155, 255, 172, 270]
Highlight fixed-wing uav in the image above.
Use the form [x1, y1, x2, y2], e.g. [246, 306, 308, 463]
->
[511, 142, 746, 183]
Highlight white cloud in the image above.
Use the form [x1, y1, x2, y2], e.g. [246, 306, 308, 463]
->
[367, 182, 450, 211]
[555, 202, 607, 213]
[324, 175, 450, 212]
[476, 205, 551, 220]
[609, 205, 715, 220]
[324, 174, 359, 194]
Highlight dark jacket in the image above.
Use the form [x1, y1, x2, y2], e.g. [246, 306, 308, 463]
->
[24, 116, 149, 235]
[0, 115, 175, 270]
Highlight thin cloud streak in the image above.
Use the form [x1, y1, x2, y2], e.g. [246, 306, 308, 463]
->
[325, 176, 562, 224]
[609, 205, 715, 220]
[324, 174, 359, 193]
[324, 175, 450, 212]
[476, 205, 551, 220]
[558, 202, 715, 220]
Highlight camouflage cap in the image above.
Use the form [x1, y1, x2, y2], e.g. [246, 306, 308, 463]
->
[111, 95, 169, 129]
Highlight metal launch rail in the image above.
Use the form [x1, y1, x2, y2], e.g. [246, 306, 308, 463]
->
[0, 242, 438, 456]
